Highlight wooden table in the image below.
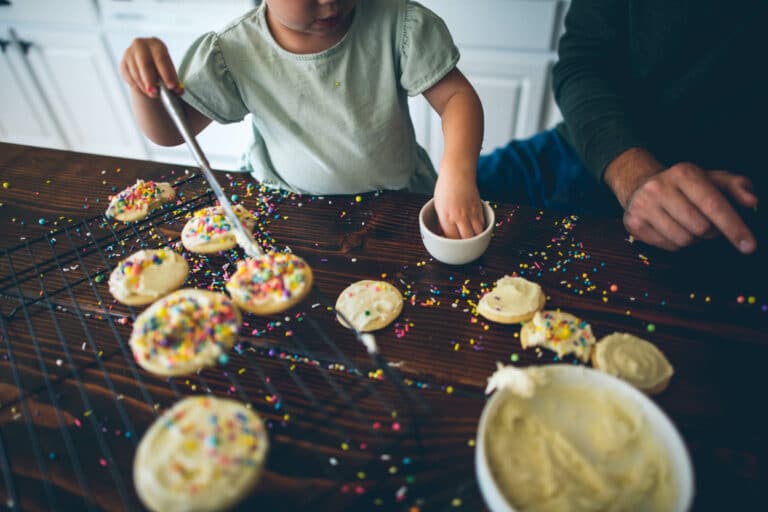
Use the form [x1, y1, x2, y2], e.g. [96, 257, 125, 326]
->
[0, 143, 766, 511]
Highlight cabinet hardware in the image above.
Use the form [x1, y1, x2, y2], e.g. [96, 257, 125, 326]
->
[0, 1, 12, 7]
[9, 29, 32, 55]
[0, 39, 9, 53]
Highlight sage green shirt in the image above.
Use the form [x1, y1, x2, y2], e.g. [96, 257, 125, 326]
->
[178, 0, 459, 194]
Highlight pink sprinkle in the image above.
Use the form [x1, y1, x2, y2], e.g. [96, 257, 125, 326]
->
[392, 422, 401, 431]
[99, 458, 108, 467]
[74, 419, 82, 427]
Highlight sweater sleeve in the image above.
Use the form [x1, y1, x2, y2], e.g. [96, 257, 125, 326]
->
[552, 0, 645, 181]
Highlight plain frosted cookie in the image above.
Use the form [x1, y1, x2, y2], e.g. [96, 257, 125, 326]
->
[129, 289, 241, 376]
[133, 395, 269, 512]
[226, 252, 314, 315]
[109, 248, 188, 306]
[477, 276, 545, 324]
[106, 179, 175, 222]
[592, 332, 674, 395]
[335, 280, 403, 332]
[520, 310, 596, 362]
[181, 204, 257, 254]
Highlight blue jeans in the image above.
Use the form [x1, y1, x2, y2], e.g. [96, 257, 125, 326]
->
[477, 128, 621, 216]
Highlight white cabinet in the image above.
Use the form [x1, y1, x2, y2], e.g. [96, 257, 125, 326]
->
[0, 0, 147, 159]
[100, 0, 255, 171]
[410, 0, 567, 167]
[0, 32, 67, 149]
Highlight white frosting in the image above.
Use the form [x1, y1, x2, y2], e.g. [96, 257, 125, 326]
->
[485, 362, 549, 397]
[133, 396, 268, 512]
[594, 332, 674, 392]
[524, 310, 596, 362]
[477, 276, 543, 321]
[335, 280, 403, 332]
[109, 248, 188, 305]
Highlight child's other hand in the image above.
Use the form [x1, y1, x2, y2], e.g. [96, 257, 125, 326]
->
[433, 175, 485, 239]
[120, 37, 181, 98]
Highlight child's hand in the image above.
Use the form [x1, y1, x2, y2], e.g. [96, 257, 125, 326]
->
[433, 173, 485, 239]
[120, 38, 181, 98]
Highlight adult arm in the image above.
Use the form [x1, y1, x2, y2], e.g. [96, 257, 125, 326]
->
[553, 0, 757, 253]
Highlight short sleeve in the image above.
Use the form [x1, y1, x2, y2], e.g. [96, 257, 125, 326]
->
[177, 32, 249, 124]
[398, 1, 460, 96]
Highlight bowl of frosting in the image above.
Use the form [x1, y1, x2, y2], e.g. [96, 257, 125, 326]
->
[476, 364, 694, 512]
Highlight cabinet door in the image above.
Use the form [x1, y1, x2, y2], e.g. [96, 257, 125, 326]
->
[411, 51, 550, 167]
[12, 26, 146, 159]
[0, 30, 67, 149]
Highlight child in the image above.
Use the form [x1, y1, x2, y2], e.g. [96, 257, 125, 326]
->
[120, 0, 485, 239]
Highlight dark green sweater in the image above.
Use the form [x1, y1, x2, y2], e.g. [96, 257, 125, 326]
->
[553, 0, 767, 196]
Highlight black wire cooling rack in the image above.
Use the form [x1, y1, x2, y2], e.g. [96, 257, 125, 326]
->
[0, 173, 480, 511]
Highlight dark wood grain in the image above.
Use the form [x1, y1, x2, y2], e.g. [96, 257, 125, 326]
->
[1, 143, 766, 511]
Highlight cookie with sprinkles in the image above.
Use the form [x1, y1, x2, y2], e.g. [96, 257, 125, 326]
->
[335, 280, 403, 332]
[129, 289, 241, 376]
[477, 276, 545, 324]
[109, 248, 188, 306]
[592, 332, 674, 395]
[133, 395, 269, 512]
[106, 179, 175, 222]
[181, 204, 257, 254]
[226, 252, 313, 316]
[520, 310, 596, 362]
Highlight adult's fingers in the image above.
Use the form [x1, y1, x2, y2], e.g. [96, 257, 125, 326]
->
[623, 213, 680, 251]
[709, 171, 759, 208]
[660, 187, 712, 239]
[680, 172, 756, 253]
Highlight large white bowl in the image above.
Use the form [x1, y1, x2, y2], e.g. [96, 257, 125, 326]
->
[418, 198, 495, 265]
[475, 365, 694, 512]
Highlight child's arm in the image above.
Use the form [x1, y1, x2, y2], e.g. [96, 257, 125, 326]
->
[423, 68, 485, 239]
[120, 37, 212, 146]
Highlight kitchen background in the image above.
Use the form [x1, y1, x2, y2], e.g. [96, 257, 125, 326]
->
[1, 0, 568, 171]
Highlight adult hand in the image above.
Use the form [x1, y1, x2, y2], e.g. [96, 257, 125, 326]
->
[120, 37, 181, 98]
[433, 173, 485, 240]
[621, 163, 757, 253]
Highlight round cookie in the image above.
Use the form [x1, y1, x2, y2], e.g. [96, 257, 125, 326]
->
[335, 280, 403, 332]
[476, 276, 545, 324]
[129, 289, 241, 376]
[181, 205, 257, 254]
[133, 395, 269, 512]
[226, 252, 313, 316]
[106, 179, 175, 222]
[109, 248, 188, 306]
[592, 332, 674, 395]
[520, 310, 596, 362]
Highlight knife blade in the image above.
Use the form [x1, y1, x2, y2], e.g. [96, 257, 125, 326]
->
[157, 82, 263, 259]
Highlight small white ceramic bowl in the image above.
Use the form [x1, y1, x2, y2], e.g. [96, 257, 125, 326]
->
[418, 198, 495, 265]
[475, 365, 694, 512]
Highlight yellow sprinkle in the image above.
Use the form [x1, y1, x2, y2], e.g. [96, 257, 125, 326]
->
[355, 195, 362, 202]
[446, 386, 454, 394]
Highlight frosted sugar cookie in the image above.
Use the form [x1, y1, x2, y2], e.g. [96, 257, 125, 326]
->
[133, 395, 269, 512]
[129, 289, 241, 376]
[106, 179, 175, 222]
[477, 276, 545, 324]
[226, 252, 313, 316]
[335, 280, 403, 332]
[181, 204, 257, 254]
[593, 332, 674, 395]
[109, 248, 188, 306]
[520, 310, 596, 362]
